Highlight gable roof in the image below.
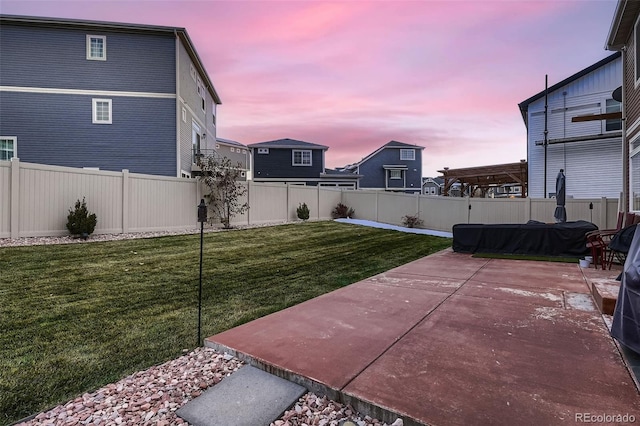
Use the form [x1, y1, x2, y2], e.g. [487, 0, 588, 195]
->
[352, 140, 424, 168]
[422, 177, 444, 186]
[216, 137, 246, 148]
[247, 138, 329, 150]
[517, 52, 621, 126]
[0, 14, 221, 104]
[606, 0, 640, 50]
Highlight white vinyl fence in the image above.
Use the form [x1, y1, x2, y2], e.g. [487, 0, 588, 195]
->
[0, 159, 621, 238]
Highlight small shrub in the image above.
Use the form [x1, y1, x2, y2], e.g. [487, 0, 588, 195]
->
[66, 197, 97, 238]
[402, 214, 423, 228]
[331, 203, 355, 219]
[297, 202, 310, 221]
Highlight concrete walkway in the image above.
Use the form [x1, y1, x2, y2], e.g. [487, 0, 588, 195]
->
[206, 250, 640, 425]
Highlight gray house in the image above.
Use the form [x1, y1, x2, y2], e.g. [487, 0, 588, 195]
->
[0, 15, 221, 177]
[422, 177, 444, 195]
[344, 141, 424, 193]
[216, 138, 250, 181]
[249, 138, 361, 187]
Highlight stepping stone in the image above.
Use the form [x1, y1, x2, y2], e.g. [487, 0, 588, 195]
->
[176, 365, 306, 426]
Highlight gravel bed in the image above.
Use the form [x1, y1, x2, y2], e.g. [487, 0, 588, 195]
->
[17, 347, 243, 426]
[15, 346, 401, 426]
[0, 222, 291, 248]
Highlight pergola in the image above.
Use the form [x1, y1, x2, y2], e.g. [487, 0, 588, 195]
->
[438, 160, 528, 198]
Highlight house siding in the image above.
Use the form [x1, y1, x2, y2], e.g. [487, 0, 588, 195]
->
[252, 149, 324, 180]
[0, 24, 175, 94]
[626, 22, 640, 209]
[526, 57, 622, 198]
[217, 144, 249, 180]
[359, 147, 422, 192]
[0, 91, 176, 176]
[176, 42, 218, 174]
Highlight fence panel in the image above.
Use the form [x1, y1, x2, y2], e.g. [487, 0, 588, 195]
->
[247, 183, 288, 224]
[469, 198, 526, 224]
[128, 173, 198, 232]
[288, 185, 320, 221]
[319, 188, 342, 220]
[341, 190, 378, 221]
[377, 192, 418, 226]
[19, 163, 123, 236]
[419, 196, 468, 232]
[0, 163, 10, 238]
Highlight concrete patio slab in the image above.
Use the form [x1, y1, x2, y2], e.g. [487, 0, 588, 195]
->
[343, 293, 639, 425]
[205, 251, 640, 425]
[207, 280, 450, 391]
[363, 271, 465, 293]
[470, 259, 589, 293]
[176, 365, 306, 426]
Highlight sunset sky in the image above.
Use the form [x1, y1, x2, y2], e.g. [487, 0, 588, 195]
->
[1, 0, 619, 176]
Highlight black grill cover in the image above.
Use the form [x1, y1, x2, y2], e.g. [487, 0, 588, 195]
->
[611, 225, 640, 354]
[452, 220, 597, 257]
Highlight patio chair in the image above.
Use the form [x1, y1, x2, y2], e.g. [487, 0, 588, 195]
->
[606, 224, 638, 270]
[586, 212, 625, 269]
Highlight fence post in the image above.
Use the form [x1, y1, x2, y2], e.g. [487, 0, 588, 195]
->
[122, 169, 129, 234]
[416, 192, 420, 215]
[467, 197, 472, 224]
[375, 191, 379, 222]
[246, 181, 251, 226]
[600, 197, 608, 229]
[286, 183, 290, 222]
[317, 185, 321, 220]
[524, 197, 531, 223]
[10, 158, 20, 238]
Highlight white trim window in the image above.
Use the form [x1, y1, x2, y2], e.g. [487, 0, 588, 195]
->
[92, 99, 112, 124]
[605, 98, 622, 131]
[86, 35, 106, 61]
[257, 148, 269, 154]
[190, 64, 197, 83]
[292, 150, 312, 166]
[390, 170, 402, 179]
[400, 149, 415, 161]
[0, 137, 17, 160]
[196, 77, 205, 112]
[182, 107, 187, 123]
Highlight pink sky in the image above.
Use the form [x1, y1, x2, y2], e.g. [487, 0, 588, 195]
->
[1, 0, 618, 176]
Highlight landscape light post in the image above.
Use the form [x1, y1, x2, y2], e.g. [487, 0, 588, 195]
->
[197, 199, 207, 346]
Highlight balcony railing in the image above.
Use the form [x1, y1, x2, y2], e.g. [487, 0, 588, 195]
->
[192, 148, 219, 165]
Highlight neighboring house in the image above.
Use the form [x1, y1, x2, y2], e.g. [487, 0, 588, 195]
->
[487, 184, 523, 198]
[344, 141, 424, 193]
[248, 138, 361, 187]
[215, 138, 250, 180]
[518, 52, 622, 198]
[607, 0, 640, 211]
[422, 177, 444, 195]
[0, 15, 221, 177]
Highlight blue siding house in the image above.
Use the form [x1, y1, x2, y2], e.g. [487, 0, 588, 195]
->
[343, 141, 424, 193]
[0, 15, 221, 177]
[249, 138, 361, 187]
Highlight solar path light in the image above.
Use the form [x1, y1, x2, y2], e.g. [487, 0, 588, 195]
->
[197, 199, 207, 346]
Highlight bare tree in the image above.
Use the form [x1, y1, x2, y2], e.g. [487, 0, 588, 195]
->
[197, 155, 248, 229]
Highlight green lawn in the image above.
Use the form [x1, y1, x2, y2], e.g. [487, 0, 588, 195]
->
[0, 221, 450, 425]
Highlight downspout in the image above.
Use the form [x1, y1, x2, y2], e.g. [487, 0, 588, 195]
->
[175, 30, 181, 177]
[544, 74, 549, 198]
[622, 46, 629, 212]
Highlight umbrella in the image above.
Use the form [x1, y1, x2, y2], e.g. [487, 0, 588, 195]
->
[554, 169, 567, 223]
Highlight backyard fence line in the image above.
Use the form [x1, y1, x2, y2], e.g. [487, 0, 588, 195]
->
[0, 159, 621, 238]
